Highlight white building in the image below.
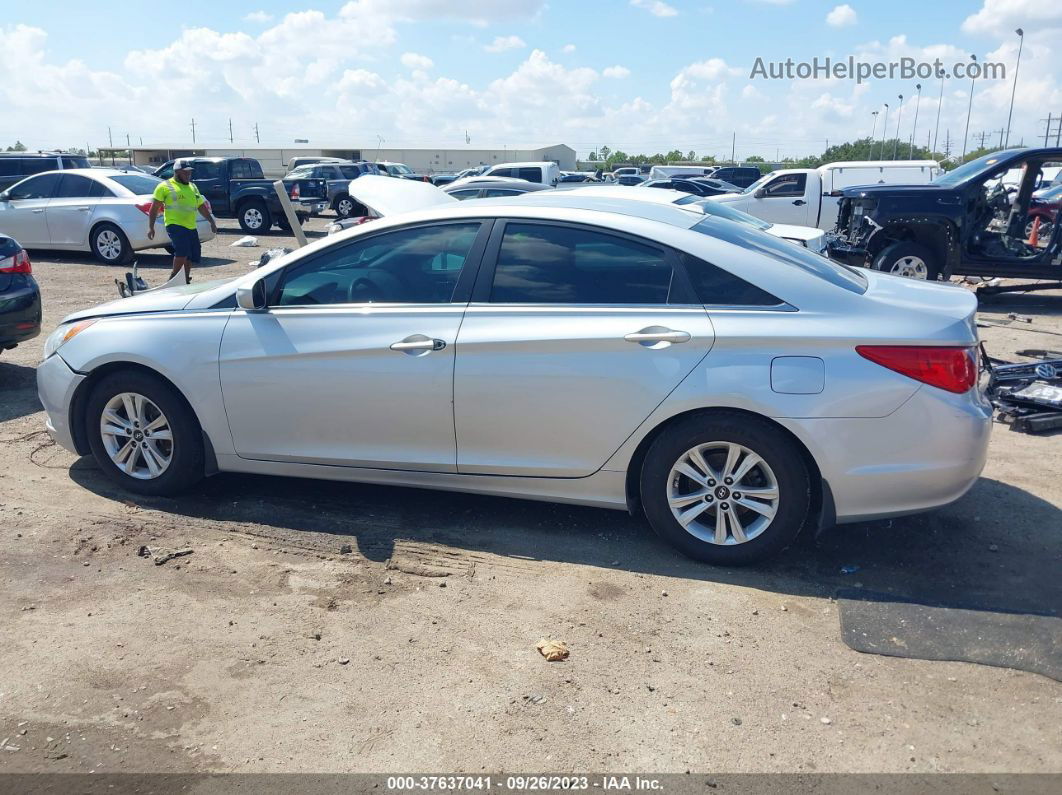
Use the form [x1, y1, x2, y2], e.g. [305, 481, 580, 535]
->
[115, 143, 577, 177]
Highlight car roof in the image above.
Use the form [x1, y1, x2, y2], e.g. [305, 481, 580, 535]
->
[446, 179, 548, 191]
[487, 161, 556, 169]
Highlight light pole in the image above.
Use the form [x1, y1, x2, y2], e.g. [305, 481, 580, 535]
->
[869, 110, 880, 158]
[892, 95, 904, 160]
[1004, 28, 1024, 148]
[932, 66, 945, 154]
[962, 54, 978, 161]
[910, 83, 922, 158]
[880, 104, 890, 161]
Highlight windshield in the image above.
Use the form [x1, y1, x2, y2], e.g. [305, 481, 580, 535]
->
[386, 164, 413, 175]
[933, 149, 1026, 186]
[741, 172, 775, 194]
[691, 216, 867, 294]
[288, 166, 314, 178]
[108, 174, 163, 195]
[1034, 183, 1062, 201]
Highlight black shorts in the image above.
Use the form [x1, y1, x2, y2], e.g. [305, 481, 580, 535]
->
[166, 224, 201, 263]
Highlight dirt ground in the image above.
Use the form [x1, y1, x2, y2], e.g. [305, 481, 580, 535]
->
[0, 217, 1060, 774]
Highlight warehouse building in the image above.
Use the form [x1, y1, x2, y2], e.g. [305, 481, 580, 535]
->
[113, 143, 577, 177]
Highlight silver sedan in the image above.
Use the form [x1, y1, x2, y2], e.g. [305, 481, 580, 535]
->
[0, 169, 215, 264]
[37, 184, 991, 564]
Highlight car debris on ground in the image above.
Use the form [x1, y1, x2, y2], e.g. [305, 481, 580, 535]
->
[983, 346, 1062, 433]
[535, 638, 569, 662]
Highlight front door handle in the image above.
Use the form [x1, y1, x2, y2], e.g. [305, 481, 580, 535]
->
[390, 334, 446, 354]
[624, 327, 691, 345]
[77, 206, 91, 212]
[792, 199, 807, 206]
[32, 208, 45, 214]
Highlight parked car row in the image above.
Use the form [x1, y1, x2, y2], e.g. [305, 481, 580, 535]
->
[0, 234, 40, 356]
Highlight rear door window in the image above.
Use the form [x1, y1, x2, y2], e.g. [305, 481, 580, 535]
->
[516, 167, 542, 182]
[23, 157, 58, 176]
[55, 174, 109, 198]
[61, 156, 91, 169]
[489, 222, 675, 304]
[230, 160, 252, 179]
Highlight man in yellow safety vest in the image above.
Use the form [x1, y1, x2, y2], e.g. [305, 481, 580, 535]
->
[147, 159, 217, 283]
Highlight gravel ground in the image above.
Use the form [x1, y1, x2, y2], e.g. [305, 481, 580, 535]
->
[0, 216, 1059, 774]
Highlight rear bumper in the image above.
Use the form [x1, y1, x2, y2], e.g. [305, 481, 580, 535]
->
[780, 385, 993, 523]
[0, 275, 42, 349]
[37, 353, 84, 453]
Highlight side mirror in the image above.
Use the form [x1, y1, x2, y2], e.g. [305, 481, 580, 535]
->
[236, 279, 267, 311]
[0, 191, 9, 202]
[753, 188, 767, 199]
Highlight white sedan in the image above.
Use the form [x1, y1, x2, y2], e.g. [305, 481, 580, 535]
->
[0, 169, 216, 264]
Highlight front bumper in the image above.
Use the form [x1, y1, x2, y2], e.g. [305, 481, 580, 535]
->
[36, 353, 85, 454]
[824, 232, 869, 267]
[780, 384, 993, 523]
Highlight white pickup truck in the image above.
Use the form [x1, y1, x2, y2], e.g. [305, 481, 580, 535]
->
[706, 160, 941, 230]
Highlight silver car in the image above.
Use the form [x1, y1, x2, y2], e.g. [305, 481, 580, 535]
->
[37, 182, 991, 564]
[0, 169, 216, 264]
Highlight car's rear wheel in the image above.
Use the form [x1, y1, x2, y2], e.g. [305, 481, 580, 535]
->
[334, 195, 356, 218]
[238, 200, 271, 233]
[86, 371, 204, 496]
[92, 223, 133, 265]
[640, 414, 810, 565]
[872, 241, 939, 280]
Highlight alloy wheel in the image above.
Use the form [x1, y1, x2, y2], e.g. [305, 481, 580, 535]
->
[243, 208, 264, 229]
[96, 229, 123, 261]
[99, 392, 173, 480]
[889, 255, 929, 279]
[337, 198, 354, 217]
[666, 441, 780, 546]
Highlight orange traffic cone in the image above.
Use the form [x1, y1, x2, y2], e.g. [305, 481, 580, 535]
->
[1028, 216, 1041, 247]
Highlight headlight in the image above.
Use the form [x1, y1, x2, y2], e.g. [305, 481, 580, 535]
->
[43, 319, 97, 359]
[326, 222, 343, 235]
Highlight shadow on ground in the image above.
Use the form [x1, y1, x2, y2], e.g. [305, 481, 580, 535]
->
[69, 461, 1061, 623]
[0, 361, 41, 422]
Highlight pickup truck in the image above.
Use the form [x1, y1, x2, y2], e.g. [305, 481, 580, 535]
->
[153, 157, 328, 233]
[827, 147, 1062, 281]
[284, 161, 378, 218]
[707, 160, 941, 230]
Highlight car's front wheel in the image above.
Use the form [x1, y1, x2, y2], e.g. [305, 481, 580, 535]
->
[86, 371, 204, 496]
[238, 200, 271, 233]
[640, 414, 811, 565]
[91, 223, 133, 265]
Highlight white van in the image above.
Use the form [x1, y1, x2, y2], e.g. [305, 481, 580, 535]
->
[648, 165, 716, 180]
[480, 161, 560, 186]
[708, 160, 941, 230]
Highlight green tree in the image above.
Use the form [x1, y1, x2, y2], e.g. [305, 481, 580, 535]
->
[665, 149, 683, 162]
[746, 155, 765, 162]
[5, 140, 26, 152]
[599, 145, 611, 161]
[686, 150, 697, 161]
[587, 151, 598, 162]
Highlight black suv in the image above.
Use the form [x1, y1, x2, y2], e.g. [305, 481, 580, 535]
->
[0, 152, 92, 191]
[707, 167, 761, 189]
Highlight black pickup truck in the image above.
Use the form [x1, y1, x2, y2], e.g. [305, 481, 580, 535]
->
[153, 157, 328, 233]
[827, 147, 1062, 281]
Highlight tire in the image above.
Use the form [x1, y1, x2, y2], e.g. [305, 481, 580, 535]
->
[238, 200, 271, 233]
[639, 413, 811, 566]
[333, 195, 356, 218]
[872, 241, 939, 280]
[91, 223, 133, 265]
[85, 370, 204, 496]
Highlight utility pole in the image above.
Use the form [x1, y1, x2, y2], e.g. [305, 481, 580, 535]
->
[108, 126, 113, 148]
[880, 104, 890, 160]
[1004, 28, 1024, 148]
[254, 123, 260, 143]
[977, 131, 988, 150]
[893, 95, 904, 160]
[997, 129, 1005, 148]
[190, 118, 196, 144]
[731, 132, 735, 165]
[962, 55, 978, 161]
[943, 129, 952, 163]
[1057, 112, 1062, 146]
[910, 83, 922, 159]
[1044, 114, 1054, 146]
[228, 118, 234, 144]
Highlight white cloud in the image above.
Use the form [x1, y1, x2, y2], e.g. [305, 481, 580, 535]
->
[745, 0, 795, 5]
[484, 35, 526, 53]
[826, 5, 857, 28]
[630, 0, 678, 18]
[562, 43, 576, 53]
[373, 0, 547, 25]
[243, 11, 273, 24]
[962, 1, 1062, 36]
[603, 65, 631, 79]
[400, 52, 434, 70]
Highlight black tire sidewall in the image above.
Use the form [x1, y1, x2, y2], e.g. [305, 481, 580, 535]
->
[238, 201, 271, 233]
[872, 241, 940, 280]
[85, 371, 204, 496]
[92, 223, 132, 265]
[640, 414, 811, 565]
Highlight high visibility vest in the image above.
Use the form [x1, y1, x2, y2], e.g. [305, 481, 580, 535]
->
[156, 179, 203, 230]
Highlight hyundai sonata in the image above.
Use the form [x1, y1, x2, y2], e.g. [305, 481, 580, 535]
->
[38, 182, 991, 564]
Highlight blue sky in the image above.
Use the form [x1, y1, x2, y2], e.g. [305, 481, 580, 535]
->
[1, 1, 1057, 160]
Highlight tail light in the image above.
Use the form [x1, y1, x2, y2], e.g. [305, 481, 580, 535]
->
[856, 345, 977, 394]
[136, 201, 153, 215]
[0, 249, 32, 274]
[289, 183, 301, 200]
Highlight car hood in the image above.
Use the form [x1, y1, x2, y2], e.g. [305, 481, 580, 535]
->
[62, 278, 233, 323]
[348, 174, 454, 217]
[840, 183, 950, 199]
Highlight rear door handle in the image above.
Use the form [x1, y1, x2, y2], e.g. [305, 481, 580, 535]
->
[32, 208, 45, 214]
[77, 206, 91, 212]
[390, 334, 446, 353]
[792, 199, 807, 206]
[624, 327, 691, 345]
